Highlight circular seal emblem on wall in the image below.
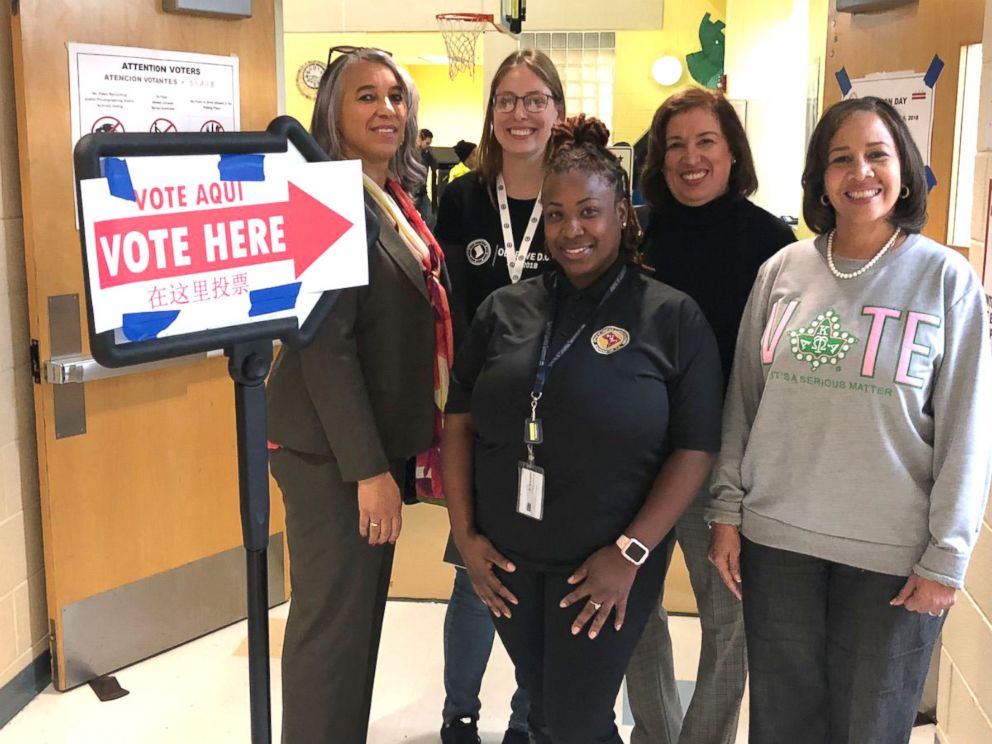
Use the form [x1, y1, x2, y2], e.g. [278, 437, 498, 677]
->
[591, 326, 630, 355]
[466, 239, 492, 266]
[296, 60, 326, 100]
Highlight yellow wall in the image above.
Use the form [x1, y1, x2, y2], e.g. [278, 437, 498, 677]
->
[285, 3, 726, 148]
[283, 32, 484, 147]
[612, 1, 727, 144]
[406, 63, 485, 147]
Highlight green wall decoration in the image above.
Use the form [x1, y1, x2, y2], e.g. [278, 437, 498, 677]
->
[686, 12, 725, 89]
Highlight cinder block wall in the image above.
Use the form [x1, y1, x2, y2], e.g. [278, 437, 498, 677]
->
[935, 2, 992, 740]
[0, 15, 47, 692]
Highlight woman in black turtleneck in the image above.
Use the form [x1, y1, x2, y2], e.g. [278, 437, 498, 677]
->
[625, 87, 794, 744]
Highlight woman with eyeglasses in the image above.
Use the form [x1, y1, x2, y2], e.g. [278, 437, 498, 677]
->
[266, 46, 452, 743]
[442, 115, 722, 744]
[434, 49, 564, 744]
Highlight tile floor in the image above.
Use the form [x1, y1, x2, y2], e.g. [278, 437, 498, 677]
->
[0, 600, 938, 743]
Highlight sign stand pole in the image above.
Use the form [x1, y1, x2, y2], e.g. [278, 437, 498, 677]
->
[227, 339, 275, 744]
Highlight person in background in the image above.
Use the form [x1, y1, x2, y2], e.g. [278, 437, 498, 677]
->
[434, 48, 565, 744]
[417, 127, 438, 227]
[448, 139, 478, 183]
[442, 114, 723, 744]
[708, 95, 992, 744]
[627, 86, 795, 744]
[266, 47, 452, 743]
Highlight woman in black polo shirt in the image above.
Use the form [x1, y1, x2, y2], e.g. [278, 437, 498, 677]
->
[436, 49, 564, 744]
[441, 116, 724, 744]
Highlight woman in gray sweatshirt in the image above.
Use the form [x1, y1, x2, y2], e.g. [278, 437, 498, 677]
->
[706, 96, 992, 744]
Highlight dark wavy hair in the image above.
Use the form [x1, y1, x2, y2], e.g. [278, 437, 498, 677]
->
[476, 50, 565, 190]
[801, 96, 927, 234]
[640, 86, 757, 210]
[545, 115, 644, 266]
[310, 47, 425, 194]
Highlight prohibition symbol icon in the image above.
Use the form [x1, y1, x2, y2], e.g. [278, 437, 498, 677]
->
[201, 120, 225, 133]
[91, 116, 124, 134]
[150, 118, 177, 133]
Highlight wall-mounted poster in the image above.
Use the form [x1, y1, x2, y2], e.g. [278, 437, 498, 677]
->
[844, 70, 935, 164]
[68, 42, 240, 147]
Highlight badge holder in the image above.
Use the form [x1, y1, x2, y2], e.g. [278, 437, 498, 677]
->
[517, 393, 545, 520]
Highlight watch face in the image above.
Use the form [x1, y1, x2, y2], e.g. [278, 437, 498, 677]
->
[625, 542, 648, 563]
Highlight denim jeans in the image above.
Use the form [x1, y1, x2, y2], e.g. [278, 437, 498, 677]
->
[442, 566, 530, 732]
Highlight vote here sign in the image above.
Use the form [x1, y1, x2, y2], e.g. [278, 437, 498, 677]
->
[78, 148, 367, 341]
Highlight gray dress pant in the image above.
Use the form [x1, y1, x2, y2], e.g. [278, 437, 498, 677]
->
[626, 488, 747, 744]
[271, 448, 404, 744]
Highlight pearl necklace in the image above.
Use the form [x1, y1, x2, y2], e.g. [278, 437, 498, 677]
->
[826, 226, 901, 280]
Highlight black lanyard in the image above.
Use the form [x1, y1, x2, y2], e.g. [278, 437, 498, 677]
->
[525, 265, 627, 462]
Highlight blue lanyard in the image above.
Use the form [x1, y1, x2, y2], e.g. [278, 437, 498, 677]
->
[527, 265, 627, 458]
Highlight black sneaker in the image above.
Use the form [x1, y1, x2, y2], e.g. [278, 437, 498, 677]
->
[440, 717, 481, 744]
[501, 728, 531, 744]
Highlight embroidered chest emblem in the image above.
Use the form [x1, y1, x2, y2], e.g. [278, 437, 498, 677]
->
[789, 310, 857, 371]
[591, 326, 630, 355]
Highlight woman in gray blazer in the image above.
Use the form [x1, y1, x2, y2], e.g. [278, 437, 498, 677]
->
[266, 46, 452, 743]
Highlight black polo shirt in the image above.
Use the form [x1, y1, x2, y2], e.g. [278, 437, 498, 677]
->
[446, 260, 723, 569]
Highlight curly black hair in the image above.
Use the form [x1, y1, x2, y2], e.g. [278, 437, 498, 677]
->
[545, 115, 644, 265]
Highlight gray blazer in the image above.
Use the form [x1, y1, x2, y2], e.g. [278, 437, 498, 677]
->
[266, 199, 438, 482]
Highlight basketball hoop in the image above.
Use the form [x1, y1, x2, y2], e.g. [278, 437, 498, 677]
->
[436, 12, 498, 80]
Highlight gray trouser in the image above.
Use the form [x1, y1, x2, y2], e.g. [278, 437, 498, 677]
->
[625, 489, 747, 744]
[272, 449, 404, 744]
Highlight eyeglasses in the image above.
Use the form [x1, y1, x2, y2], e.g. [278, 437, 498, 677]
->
[492, 92, 558, 114]
[326, 45, 393, 67]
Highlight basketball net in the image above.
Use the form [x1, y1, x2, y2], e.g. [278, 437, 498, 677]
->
[436, 13, 495, 80]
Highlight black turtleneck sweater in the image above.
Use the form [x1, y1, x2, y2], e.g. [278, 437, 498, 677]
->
[640, 193, 795, 386]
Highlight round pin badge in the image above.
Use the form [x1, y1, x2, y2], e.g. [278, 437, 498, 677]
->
[591, 325, 630, 355]
[466, 239, 492, 266]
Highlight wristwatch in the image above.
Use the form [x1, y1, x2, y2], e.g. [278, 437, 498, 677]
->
[616, 534, 649, 566]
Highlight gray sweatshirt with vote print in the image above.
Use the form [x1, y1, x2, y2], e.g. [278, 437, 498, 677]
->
[707, 233, 992, 588]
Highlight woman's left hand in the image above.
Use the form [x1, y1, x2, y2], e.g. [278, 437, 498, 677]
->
[890, 573, 956, 617]
[559, 545, 639, 639]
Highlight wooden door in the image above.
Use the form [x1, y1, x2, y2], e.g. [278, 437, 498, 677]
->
[823, 0, 985, 245]
[10, 0, 286, 690]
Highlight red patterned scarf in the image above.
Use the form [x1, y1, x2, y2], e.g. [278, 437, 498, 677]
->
[385, 179, 453, 503]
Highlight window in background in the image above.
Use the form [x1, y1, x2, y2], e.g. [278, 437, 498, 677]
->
[520, 31, 616, 133]
[948, 42, 981, 249]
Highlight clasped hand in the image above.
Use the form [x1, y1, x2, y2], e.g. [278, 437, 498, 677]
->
[560, 545, 638, 640]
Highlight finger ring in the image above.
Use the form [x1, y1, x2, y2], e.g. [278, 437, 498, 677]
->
[590, 601, 603, 610]
[927, 611, 938, 616]
[369, 522, 380, 528]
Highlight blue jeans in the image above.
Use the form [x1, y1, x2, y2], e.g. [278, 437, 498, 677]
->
[442, 566, 530, 731]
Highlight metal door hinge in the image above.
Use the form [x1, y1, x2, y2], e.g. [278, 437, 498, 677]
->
[11, 0, 19, 18]
[30, 339, 40, 383]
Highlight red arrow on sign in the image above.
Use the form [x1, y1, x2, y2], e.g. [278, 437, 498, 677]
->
[93, 183, 353, 289]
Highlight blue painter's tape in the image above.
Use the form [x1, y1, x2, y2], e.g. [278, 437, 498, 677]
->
[249, 282, 301, 317]
[925, 165, 937, 191]
[104, 157, 136, 201]
[924, 55, 944, 88]
[121, 310, 180, 341]
[218, 153, 266, 182]
[835, 67, 852, 97]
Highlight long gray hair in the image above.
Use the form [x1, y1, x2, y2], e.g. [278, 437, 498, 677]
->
[310, 48, 426, 195]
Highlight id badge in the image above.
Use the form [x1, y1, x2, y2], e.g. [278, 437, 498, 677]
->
[517, 461, 545, 521]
